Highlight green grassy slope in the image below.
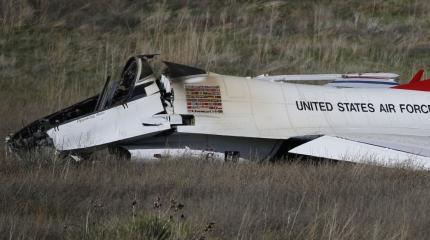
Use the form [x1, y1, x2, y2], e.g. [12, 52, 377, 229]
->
[2, 0, 430, 134]
[1, 0, 430, 239]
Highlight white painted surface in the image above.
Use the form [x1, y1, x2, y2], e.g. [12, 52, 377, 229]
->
[289, 136, 430, 170]
[173, 73, 430, 139]
[47, 93, 168, 150]
[46, 68, 430, 168]
[144, 82, 159, 95]
[169, 72, 430, 167]
[338, 134, 430, 157]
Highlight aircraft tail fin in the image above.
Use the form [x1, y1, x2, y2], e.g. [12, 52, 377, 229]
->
[409, 69, 424, 83]
[392, 69, 430, 91]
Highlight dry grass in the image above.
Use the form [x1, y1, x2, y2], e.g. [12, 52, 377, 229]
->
[2, 0, 430, 239]
[1, 155, 430, 239]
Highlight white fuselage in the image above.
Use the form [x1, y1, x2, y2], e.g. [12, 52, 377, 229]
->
[47, 72, 430, 153]
[173, 73, 430, 139]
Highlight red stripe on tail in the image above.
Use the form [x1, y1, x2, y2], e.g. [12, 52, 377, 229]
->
[392, 69, 430, 91]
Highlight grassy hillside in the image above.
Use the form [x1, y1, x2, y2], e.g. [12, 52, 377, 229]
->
[1, 0, 430, 239]
[2, 157, 430, 239]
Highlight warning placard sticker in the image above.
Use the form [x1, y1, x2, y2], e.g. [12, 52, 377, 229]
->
[185, 85, 223, 113]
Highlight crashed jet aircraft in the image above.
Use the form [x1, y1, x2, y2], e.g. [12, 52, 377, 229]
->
[6, 55, 430, 169]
